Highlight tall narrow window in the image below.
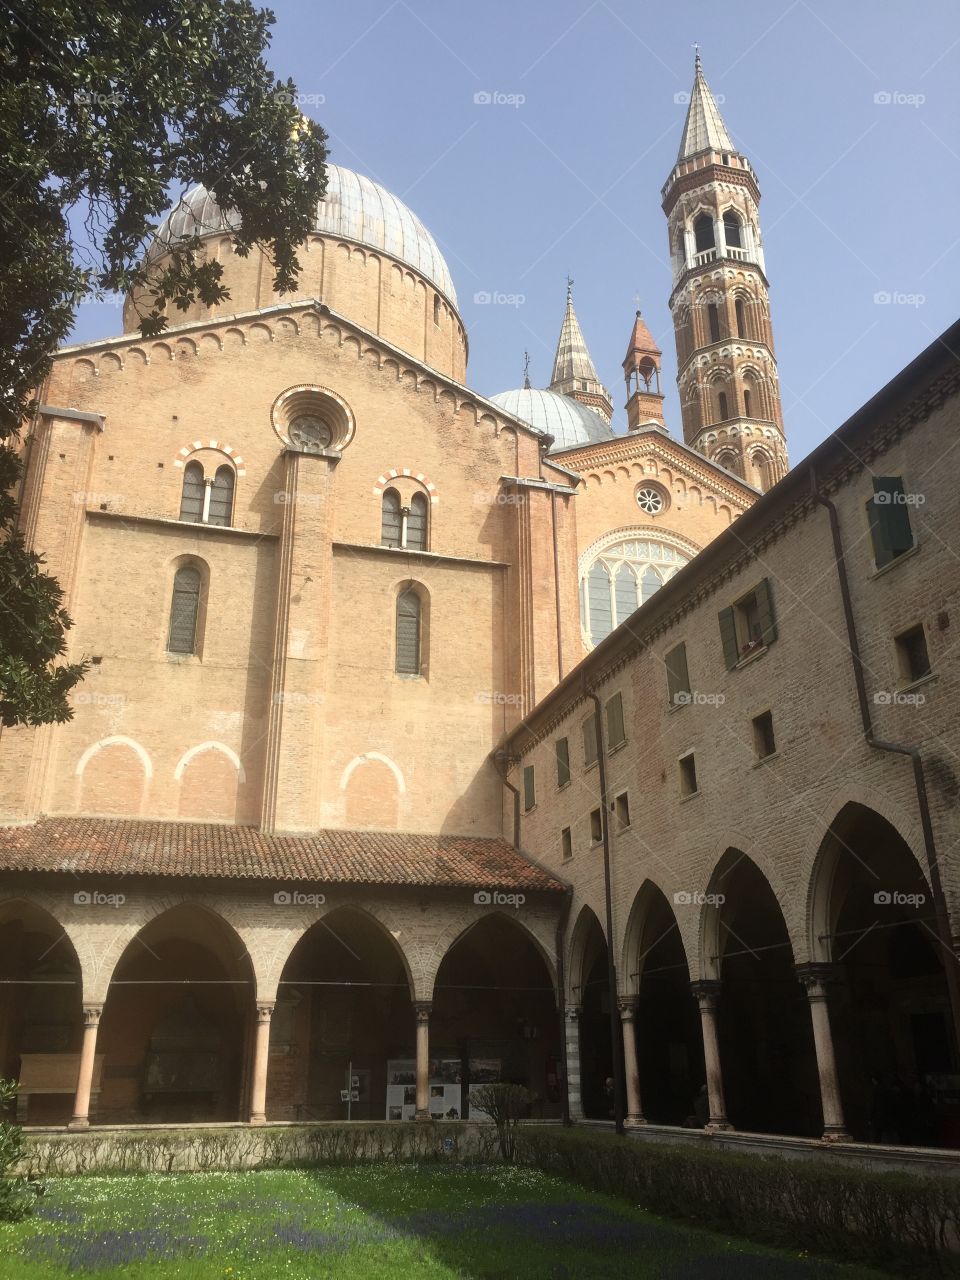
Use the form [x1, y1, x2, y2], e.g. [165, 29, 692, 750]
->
[735, 297, 747, 338]
[207, 465, 234, 526]
[708, 303, 721, 343]
[406, 493, 428, 551]
[718, 391, 729, 421]
[381, 489, 402, 547]
[168, 565, 202, 654]
[868, 477, 914, 569]
[743, 388, 752, 417]
[665, 642, 691, 706]
[395, 589, 421, 675]
[723, 211, 742, 248]
[523, 765, 536, 812]
[694, 213, 715, 253]
[433, 295, 441, 325]
[179, 462, 204, 523]
[582, 714, 598, 768]
[555, 737, 571, 787]
[605, 691, 625, 748]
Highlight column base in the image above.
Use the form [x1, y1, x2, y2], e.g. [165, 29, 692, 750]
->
[820, 1127, 851, 1143]
[249, 1115, 267, 1127]
[624, 1114, 647, 1128]
[705, 1120, 733, 1132]
[67, 1117, 90, 1130]
[414, 1109, 432, 1123]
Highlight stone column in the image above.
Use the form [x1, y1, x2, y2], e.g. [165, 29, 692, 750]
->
[414, 1002, 432, 1121]
[249, 1001, 275, 1126]
[796, 965, 849, 1141]
[564, 1006, 584, 1121]
[691, 981, 731, 1130]
[618, 998, 646, 1126]
[69, 1004, 103, 1129]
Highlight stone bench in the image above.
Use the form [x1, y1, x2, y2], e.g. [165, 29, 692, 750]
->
[17, 1054, 104, 1122]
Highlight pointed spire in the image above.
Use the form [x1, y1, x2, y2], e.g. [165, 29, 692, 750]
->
[548, 281, 613, 422]
[622, 308, 661, 370]
[677, 52, 734, 161]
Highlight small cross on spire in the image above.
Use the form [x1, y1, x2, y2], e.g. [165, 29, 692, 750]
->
[522, 350, 531, 390]
[693, 41, 701, 71]
[565, 274, 574, 302]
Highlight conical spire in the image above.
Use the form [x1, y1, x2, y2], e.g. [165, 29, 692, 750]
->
[622, 309, 665, 432]
[677, 52, 734, 161]
[622, 309, 661, 369]
[549, 279, 603, 389]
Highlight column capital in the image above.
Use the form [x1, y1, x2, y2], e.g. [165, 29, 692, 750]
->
[82, 1004, 104, 1027]
[795, 963, 838, 998]
[690, 979, 721, 1008]
[617, 996, 639, 1019]
[414, 1000, 432, 1023]
[564, 1004, 582, 1023]
[256, 1000, 276, 1023]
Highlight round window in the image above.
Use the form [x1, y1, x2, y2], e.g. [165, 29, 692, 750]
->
[635, 486, 666, 515]
[289, 415, 332, 452]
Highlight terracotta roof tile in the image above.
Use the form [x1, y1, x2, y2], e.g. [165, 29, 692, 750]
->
[0, 818, 566, 893]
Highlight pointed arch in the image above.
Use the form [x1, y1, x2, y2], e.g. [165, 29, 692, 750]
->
[76, 735, 153, 780]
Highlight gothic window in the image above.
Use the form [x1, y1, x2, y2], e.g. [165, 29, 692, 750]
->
[207, 466, 234, 526]
[694, 213, 715, 253]
[707, 303, 721, 343]
[723, 211, 743, 249]
[179, 462, 204, 523]
[395, 588, 422, 675]
[406, 493, 428, 550]
[718, 391, 729, 420]
[381, 489, 402, 546]
[735, 297, 747, 338]
[168, 565, 202, 655]
[579, 537, 690, 648]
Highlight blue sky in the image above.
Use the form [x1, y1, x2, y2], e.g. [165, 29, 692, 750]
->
[70, 0, 960, 464]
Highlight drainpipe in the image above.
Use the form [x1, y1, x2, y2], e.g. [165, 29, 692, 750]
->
[492, 748, 521, 851]
[555, 889, 574, 1126]
[809, 465, 960, 1062]
[583, 675, 626, 1136]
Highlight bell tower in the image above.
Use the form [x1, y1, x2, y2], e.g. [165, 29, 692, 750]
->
[663, 54, 787, 491]
[623, 309, 666, 431]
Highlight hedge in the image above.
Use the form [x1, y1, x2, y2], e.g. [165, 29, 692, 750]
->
[516, 1127, 960, 1277]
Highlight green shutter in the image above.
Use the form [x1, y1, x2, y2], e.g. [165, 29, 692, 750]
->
[555, 737, 570, 787]
[754, 577, 777, 647]
[718, 606, 739, 670]
[523, 765, 536, 811]
[665, 643, 690, 703]
[871, 477, 913, 566]
[582, 714, 598, 767]
[396, 590, 421, 674]
[606, 692, 625, 747]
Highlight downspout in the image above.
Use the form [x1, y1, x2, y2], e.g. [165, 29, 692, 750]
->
[492, 748, 521, 851]
[555, 889, 573, 1126]
[551, 489, 564, 683]
[809, 465, 960, 1060]
[583, 675, 626, 1136]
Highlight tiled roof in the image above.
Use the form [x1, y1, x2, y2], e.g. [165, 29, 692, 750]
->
[549, 287, 603, 388]
[677, 55, 735, 161]
[0, 819, 566, 892]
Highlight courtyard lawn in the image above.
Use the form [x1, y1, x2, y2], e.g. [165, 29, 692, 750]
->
[0, 1164, 893, 1279]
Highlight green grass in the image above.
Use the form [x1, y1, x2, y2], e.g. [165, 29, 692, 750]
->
[0, 1164, 894, 1278]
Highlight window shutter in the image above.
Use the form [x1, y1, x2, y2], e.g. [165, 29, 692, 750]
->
[207, 466, 234, 526]
[754, 577, 778, 647]
[582, 714, 598, 767]
[606, 692, 625, 747]
[718, 606, 739, 670]
[406, 493, 428, 550]
[381, 491, 402, 547]
[179, 462, 204, 523]
[395, 589, 421, 674]
[870, 477, 912, 566]
[555, 737, 570, 787]
[666, 642, 690, 703]
[168, 566, 201, 653]
[523, 765, 535, 811]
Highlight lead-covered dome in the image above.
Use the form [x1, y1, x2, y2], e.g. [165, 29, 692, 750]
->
[490, 387, 615, 452]
[149, 163, 457, 306]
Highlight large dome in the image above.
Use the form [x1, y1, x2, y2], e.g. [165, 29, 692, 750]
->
[490, 388, 615, 452]
[149, 163, 457, 306]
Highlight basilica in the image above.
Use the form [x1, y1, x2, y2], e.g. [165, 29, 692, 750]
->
[2, 57, 959, 1152]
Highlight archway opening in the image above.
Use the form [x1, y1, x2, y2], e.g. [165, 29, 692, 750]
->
[711, 853, 820, 1135]
[269, 908, 412, 1121]
[98, 905, 252, 1123]
[0, 902, 82, 1125]
[432, 914, 561, 1120]
[628, 888, 703, 1124]
[572, 910, 616, 1119]
[817, 804, 957, 1146]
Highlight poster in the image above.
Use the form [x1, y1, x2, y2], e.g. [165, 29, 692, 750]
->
[385, 1057, 462, 1120]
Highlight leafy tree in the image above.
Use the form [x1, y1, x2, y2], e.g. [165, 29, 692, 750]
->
[0, 1078, 43, 1219]
[0, 0, 328, 724]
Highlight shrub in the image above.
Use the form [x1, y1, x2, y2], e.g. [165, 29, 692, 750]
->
[0, 1079, 43, 1220]
[516, 1127, 960, 1278]
[470, 1084, 536, 1162]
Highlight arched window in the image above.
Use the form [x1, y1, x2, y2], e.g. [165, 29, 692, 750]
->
[433, 295, 441, 325]
[694, 213, 715, 253]
[396, 589, 421, 675]
[716, 450, 742, 477]
[168, 566, 202, 655]
[381, 489, 402, 547]
[179, 462, 204, 523]
[208, 465, 234, 526]
[707, 303, 721, 343]
[718, 390, 729, 421]
[406, 493, 428, 551]
[735, 297, 747, 338]
[723, 211, 742, 249]
[614, 564, 637, 626]
[641, 566, 662, 603]
[743, 388, 753, 417]
[580, 538, 690, 648]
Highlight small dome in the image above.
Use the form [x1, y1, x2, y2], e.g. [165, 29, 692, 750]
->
[490, 388, 615, 452]
[149, 163, 457, 307]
